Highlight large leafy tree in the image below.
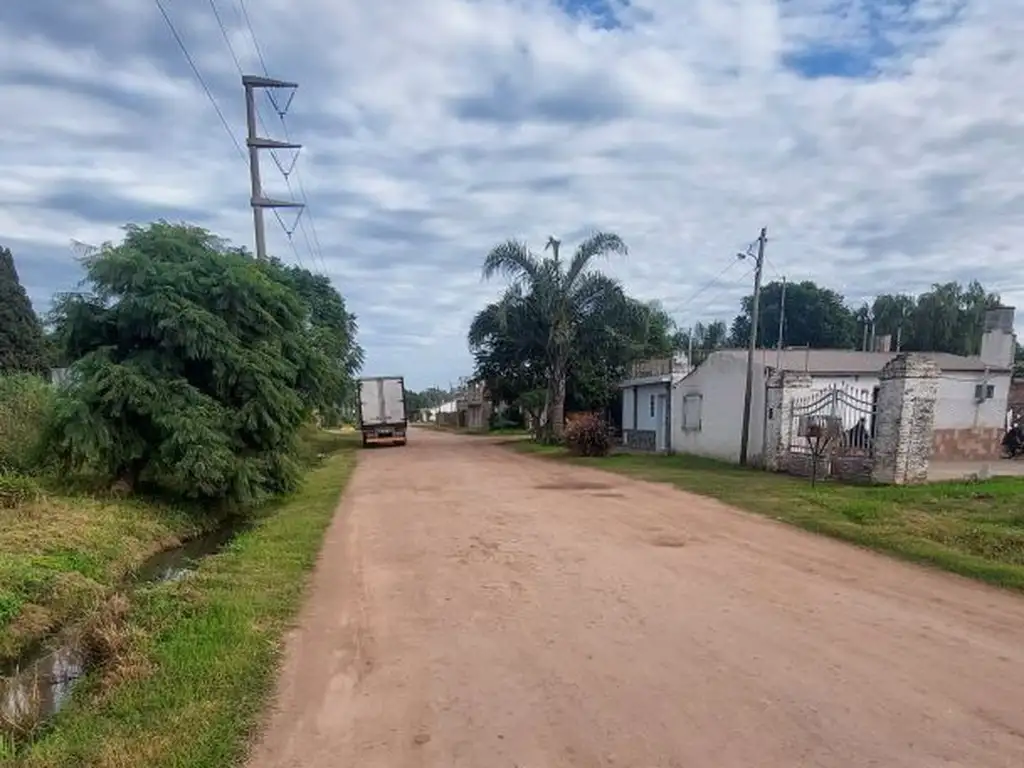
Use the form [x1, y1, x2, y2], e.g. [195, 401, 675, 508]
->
[262, 258, 364, 424]
[0, 246, 47, 373]
[567, 298, 680, 411]
[729, 280, 857, 349]
[476, 233, 629, 438]
[469, 284, 548, 426]
[45, 222, 338, 506]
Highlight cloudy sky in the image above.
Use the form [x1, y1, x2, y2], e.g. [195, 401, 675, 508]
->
[2, 0, 1022, 390]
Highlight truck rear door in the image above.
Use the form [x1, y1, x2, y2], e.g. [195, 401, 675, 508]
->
[381, 378, 405, 423]
[360, 379, 384, 425]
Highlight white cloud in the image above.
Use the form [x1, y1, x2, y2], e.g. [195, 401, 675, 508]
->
[0, 0, 1022, 388]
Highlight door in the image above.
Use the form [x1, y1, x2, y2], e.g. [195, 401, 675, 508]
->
[381, 378, 405, 423]
[655, 394, 667, 452]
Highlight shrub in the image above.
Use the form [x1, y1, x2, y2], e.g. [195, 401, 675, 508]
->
[0, 373, 54, 473]
[564, 413, 611, 457]
[0, 470, 42, 508]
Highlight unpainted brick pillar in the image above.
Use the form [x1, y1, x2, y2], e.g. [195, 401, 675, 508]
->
[764, 370, 813, 471]
[871, 353, 940, 485]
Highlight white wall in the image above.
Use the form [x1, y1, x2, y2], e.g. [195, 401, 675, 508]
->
[621, 387, 635, 430]
[672, 354, 767, 463]
[933, 371, 1010, 430]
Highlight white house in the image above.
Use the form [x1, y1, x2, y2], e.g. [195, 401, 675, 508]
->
[625, 307, 1016, 463]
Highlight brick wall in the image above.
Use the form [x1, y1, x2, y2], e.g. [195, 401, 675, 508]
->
[931, 427, 1003, 461]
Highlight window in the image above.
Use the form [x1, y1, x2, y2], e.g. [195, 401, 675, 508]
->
[682, 393, 703, 431]
[650, 394, 656, 417]
[975, 383, 996, 401]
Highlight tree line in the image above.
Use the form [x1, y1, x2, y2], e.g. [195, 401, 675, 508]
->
[467, 232, 1018, 439]
[724, 279, 1002, 357]
[0, 222, 363, 508]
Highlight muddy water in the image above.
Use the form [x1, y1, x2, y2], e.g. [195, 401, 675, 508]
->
[0, 523, 244, 732]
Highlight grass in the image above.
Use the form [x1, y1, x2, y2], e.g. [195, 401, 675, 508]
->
[14, 433, 359, 767]
[0, 492, 207, 669]
[513, 442, 1024, 590]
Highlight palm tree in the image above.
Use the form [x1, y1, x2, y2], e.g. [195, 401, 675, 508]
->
[480, 232, 628, 439]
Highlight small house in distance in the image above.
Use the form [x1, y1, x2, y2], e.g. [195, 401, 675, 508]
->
[622, 307, 1016, 466]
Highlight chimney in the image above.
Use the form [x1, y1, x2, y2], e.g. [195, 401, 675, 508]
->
[980, 307, 1015, 369]
[874, 334, 892, 353]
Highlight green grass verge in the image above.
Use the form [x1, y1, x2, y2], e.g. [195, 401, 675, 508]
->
[0, 493, 206, 669]
[0, 428, 355, 671]
[512, 442, 1024, 590]
[15, 435, 358, 767]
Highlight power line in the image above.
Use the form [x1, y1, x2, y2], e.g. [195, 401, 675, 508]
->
[154, 0, 246, 162]
[208, 0, 244, 72]
[237, 0, 270, 76]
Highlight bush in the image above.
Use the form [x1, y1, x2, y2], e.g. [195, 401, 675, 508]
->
[0, 470, 42, 507]
[0, 373, 54, 473]
[564, 413, 611, 457]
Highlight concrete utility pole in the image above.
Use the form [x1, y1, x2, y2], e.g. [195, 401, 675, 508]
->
[775, 275, 787, 371]
[738, 226, 767, 466]
[243, 75, 304, 260]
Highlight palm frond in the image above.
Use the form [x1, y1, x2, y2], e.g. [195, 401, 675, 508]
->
[482, 240, 541, 284]
[565, 232, 628, 286]
[570, 272, 624, 317]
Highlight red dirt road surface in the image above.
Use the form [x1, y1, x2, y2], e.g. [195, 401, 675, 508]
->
[248, 429, 1024, 768]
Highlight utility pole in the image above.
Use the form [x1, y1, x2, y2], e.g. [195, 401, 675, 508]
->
[687, 325, 694, 371]
[243, 75, 304, 260]
[739, 227, 767, 466]
[775, 275, 787, 370]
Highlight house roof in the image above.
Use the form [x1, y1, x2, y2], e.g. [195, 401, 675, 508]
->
[709, 348, 1009, 374]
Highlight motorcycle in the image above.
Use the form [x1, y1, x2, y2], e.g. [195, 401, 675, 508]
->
[1002, 425, 1024, 458]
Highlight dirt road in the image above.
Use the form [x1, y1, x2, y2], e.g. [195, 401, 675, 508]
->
[248, 429, 1024, 768]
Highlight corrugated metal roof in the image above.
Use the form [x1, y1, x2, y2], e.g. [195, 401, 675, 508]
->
[708, 348, 1008, 374]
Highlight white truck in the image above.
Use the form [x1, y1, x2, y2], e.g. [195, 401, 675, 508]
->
[357, 376, 408, 447]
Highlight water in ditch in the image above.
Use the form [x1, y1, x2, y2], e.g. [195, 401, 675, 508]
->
[0, 524, 243, 733]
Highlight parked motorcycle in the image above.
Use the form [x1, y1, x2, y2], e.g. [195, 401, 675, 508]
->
[1002, 425, 1024, 458]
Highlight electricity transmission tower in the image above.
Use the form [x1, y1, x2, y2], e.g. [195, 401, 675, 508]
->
[242, 75, 304, 260]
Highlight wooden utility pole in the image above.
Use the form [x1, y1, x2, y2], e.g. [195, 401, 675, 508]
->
[243, 75, 304, 260]
[739, 227, 767, 466]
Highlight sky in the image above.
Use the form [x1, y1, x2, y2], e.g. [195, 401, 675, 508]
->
[1, 0, 1022, 391]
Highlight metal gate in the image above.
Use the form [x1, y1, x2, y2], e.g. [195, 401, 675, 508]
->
[788, 385, 877, 457]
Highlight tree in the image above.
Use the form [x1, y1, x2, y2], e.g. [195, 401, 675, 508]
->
[902, 281, 999, 356]
[45, 222, 340, 507]
[0, 246, 47, 373]
[567, 298, 680, 412]
[262, 258, 364, 425]
[478, 233, 629, 439]
[677, 320, 728, 364]
[470, 249, 681, 435]
[728, 281, 857, 349]
[469, 285, 548, 424]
